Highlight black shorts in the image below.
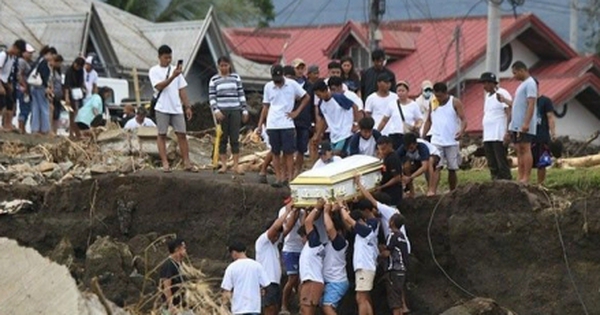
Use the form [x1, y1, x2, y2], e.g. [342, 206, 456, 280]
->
[531, 142, 550, 169]
[261, 283, 281, 307]
[0, 83, 15, 111]
[511, 131, 535, 144]
[409, 160, 423, 174]
[268, 128, 296, 155]
[296, 127, 310, 154]
[385, 272, 406, 310]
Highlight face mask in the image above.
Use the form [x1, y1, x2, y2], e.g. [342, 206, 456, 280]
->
[423, 91, 432, 99]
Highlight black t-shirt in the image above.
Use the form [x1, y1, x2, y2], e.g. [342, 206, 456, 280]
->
[381, 152, 403, 204]
[535, 95, 554, 144]
[294, 79, 314, 129]
[160, 258, 185, 306]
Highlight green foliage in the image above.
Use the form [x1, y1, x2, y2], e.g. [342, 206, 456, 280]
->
[105, 0, 160, 20]
[249, 0, 275, 27]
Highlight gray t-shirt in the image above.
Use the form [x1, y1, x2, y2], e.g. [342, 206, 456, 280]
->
[510, 76, 538, 135]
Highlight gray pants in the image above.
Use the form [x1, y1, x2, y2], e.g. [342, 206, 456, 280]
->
[219, 110, 242, 154]
[483, 141, 512, 180]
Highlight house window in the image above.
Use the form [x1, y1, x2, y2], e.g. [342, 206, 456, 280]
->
[349, 46, 370, 71]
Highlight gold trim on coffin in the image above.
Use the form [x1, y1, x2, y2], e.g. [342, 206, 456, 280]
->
[290, 162, 383, 185]
[292, 191, 372, 207]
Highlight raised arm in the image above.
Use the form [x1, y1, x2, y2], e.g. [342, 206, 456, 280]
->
[267, 203, 294, 243]
[354, 175, 378, 208]
[323, 203, 337, 241]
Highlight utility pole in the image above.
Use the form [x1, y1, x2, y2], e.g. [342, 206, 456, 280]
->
[570, 0, 579, 51]
[369, 0, 385, 52]
[455, 25, 462, 99]
[485, 0, 502, 76]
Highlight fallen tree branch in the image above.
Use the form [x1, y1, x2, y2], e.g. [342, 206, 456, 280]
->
[573, 130, 600, 157]
[91, 277, 113, 315]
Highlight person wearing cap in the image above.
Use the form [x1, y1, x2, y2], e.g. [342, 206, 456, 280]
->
[376, 135, 404, 207]
[292, 58, 306, 85]
[255, 201, 297, 315]
[480, 71, 513, 180]
[415, 80, 434, 141]
[83, 56, 98, 100]
[124, 106, 156, 130]
[258, 65, 309, 187]
[312, 141, 342, 169]
[222, 241, 271, 315]
[209, 56, 248, 175]
[422, 82, 467, 192]
[159, 238, 188, 313]
[365, 73, 404, 150]
[0, 39, 27, 131]
[15, 43, 35, 133]
[313, 77, 360, 156]
[360, 49, 396, 102]
[396, 81, 424, 135]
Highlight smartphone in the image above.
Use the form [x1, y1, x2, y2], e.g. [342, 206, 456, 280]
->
[177, 59, 183, 68]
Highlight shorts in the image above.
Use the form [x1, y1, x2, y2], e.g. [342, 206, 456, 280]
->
[435, 144, 460, 171]
[321, 281, 349, 308]
[531, 142, 550, 169]
[0, 82, 15, 111]
[156, 111, 186, 134]
[355, 269, 376, 292]
[261, 283, 281, 308]
[296, 127, 310, 154]
[331, 136, 350, 153]
[511, 131, 535, 144]
[300, 280, 324, 307]
[282, 251, 300, 275]
[406, 160, 423, 174]
[384, 272, 406, 309]
[17, 90, 31, 122]
[267, 128, 296, 155]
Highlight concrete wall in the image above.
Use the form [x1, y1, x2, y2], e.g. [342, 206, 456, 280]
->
[554, 99, 600, 145]
[464, 39, 540, 80]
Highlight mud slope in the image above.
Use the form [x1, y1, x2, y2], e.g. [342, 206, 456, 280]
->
[0, 174, 598, 314]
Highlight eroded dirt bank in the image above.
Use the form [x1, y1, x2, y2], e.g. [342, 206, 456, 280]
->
[0, 173, 598, 314]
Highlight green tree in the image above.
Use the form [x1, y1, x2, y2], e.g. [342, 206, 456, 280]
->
[105, 0, 160, 20]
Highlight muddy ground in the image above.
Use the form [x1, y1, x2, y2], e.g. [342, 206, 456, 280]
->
[0, 172, 599, 314]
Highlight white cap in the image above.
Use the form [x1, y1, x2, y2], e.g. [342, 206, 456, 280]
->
[85, 56, 94, 64]
[25, 44, 35, 53]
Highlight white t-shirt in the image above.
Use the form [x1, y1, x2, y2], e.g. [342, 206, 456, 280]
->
[353, 221, 379, 271]
[358, 136, 378, 157]
[482, 87, 512, 142]
[124, 117, 156, 130]
[318, 96, 355, 143]
[221, 258, 270, 314]
[399, 100, 423, 133]
[299, 241, 326, 283]
[323, 238, 348, 283]
[278, 207, 304, 253]
[313, 79, 349, 106]
[312, 156, 342, 170]
[263, 78, 306, 130]
[377, 202, 411, 254]
[0, 51, 16, 83]
[344, 90, 364, 111]
[255, 232, 281, 284]
[149, 65, 188, 114]
[365, 92, 403, 135]
[84, 69, 99, 99]
[417, 138, 440, 156]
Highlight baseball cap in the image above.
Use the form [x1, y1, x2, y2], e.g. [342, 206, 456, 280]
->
[479, 72, 498, 83]
[25, 44, 35, 53]
[271, 65, 284, 79]
[85, 56, 94, 64]
[307, 65, 319, 74]
[318, 141, 332, 155]
[422, 80, 433, 91]
[292, 58, 306, 68]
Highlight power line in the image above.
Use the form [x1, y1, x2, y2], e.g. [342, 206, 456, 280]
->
[343, 0, 352, 21]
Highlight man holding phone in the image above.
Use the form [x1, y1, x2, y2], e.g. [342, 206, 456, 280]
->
[149, 45, 196, 173]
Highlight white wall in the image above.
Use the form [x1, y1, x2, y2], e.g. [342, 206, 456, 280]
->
[464, 39, 540, 80]
[554, 99, 600, 145]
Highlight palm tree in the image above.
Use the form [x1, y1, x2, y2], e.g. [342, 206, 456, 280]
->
[104, 0, 160, 21]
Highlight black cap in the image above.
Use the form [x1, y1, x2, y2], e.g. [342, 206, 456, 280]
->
[228, 241, 246, 253]
[318, 141, 332, 155]
[271, 65, 284, 78]
[479, 72, 498, 83]
[377, 73, 391, 82]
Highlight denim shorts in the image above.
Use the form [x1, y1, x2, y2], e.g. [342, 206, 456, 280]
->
[321, 281, 349, 308]
[282, 251, 301, 275]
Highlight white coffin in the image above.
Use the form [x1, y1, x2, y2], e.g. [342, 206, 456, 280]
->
[290, 155, 383, 207]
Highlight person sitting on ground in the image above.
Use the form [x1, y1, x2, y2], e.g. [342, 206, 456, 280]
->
[74, 87, 110, 134]
[221, 241, 271, 315]
[396, 132, 442, 197]
[160, 238, 188, 314]
[348, 116, 382, 157]
[298, 202, 327, 315]
[124, 106, 156, 130]
[255, 199, 296, 315]
[312, 141, 342, 170]
[382, 214, 410, 315]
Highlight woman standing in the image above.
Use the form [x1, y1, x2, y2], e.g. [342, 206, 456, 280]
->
[49, 54, 64, 134]
[29, 46, 55, 134]
[396, 81, 423, 135]
[208, 56, 249, 174]
[340, 56, 360, 95]
[63, 57, 85, 139]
